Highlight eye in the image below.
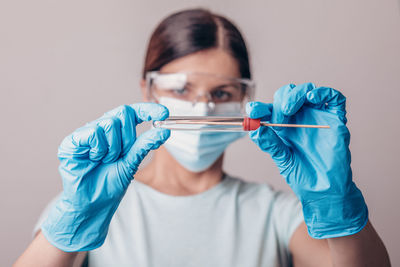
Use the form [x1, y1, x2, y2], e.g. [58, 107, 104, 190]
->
[171, 87, 189, 96]
[211, 89, 232, 102]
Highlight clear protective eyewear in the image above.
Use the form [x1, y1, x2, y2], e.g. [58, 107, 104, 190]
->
[145, 71, 255, 110]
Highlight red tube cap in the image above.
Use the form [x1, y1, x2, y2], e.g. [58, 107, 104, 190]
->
[243, 117, 261, 131]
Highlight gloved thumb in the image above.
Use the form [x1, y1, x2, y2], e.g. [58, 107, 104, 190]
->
[280, 83, 315, 116]
[246, 101, 272, 120]
[120, 128, 170, 179]
[272, 83, 314, 131]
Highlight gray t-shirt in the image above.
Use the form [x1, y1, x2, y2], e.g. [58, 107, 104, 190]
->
[36, 176, 303, 267]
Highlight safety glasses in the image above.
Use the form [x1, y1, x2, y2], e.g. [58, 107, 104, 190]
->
[145, 71, 255, 109]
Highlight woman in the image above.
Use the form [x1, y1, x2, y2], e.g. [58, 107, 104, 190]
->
[15, 8, 390, 267]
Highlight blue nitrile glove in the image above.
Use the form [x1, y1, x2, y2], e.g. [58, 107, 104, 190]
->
[246, 83, 368, 239]
[41, 103, 170, 251]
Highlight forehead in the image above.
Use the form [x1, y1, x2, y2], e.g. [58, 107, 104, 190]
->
[159, 48, 241, 78]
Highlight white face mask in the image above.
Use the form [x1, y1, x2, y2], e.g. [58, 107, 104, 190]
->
[158, 97, 245, 172]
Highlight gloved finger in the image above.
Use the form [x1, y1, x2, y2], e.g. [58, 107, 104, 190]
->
[58, 125, 108, 162]
[306, 87, 347, 123]
[104, 104, 169, 157]
[130, 103, 169, 124]
[249, 126, 293, 171]
[120, 128, 171, 181]
[101, 105, 137, 157]
[272, 84, 296, 127]
[306, 86, 346, 112]
[280, 82, 316, 116]
[246, 102, 273, 120]
[95, 117, 122, 163]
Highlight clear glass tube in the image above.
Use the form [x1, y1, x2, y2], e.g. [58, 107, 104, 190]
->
[152, 116, 330, 131]
[153, 116, 245, 132]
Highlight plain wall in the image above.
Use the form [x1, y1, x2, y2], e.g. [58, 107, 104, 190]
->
[1, 0, 399, 265]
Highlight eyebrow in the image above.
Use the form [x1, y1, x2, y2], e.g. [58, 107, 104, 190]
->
[211, 84, 241, 91]
[184, 82, 241, 92]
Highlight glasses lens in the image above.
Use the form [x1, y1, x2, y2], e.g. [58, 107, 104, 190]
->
[209, 82, 247, 103]
[150, 73, 195, 101]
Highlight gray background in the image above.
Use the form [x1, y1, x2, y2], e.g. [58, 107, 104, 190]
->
[1, 0, 399, 266]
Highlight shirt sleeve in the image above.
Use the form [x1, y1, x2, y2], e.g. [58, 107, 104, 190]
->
[32, 193, 62, 237]
[271, 190, 304, 249]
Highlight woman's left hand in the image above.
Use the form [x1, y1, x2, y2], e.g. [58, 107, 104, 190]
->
[246, 83, 368, 239]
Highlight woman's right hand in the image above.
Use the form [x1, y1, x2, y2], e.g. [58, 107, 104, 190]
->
[41, 103, 170, 252]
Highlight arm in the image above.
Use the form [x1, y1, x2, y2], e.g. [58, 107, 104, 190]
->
[290, 221, 390, 267]
[327, 220, 390, 267]
[14, 231, 86, 267]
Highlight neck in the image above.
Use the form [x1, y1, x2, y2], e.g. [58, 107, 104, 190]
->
[135, 147, 224, 196]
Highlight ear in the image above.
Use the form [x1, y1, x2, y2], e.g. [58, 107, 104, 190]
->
[140, 79, 149, 102]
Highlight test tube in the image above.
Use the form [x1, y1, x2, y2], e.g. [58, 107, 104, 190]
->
[153, 116, 330, 132]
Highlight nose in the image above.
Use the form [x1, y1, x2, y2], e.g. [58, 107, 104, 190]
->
[193, 91, 210, 103]
[193, 92, 215, 110]
[195, 92, 211, 103]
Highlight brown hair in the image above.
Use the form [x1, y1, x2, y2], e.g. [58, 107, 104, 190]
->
[142, 8, 251, 79]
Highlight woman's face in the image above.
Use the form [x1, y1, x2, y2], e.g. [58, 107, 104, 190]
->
[141, 48, 242, 103]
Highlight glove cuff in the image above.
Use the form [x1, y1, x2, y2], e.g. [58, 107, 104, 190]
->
[41, 198, 120, 252]
[302, 182, 369, 239]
